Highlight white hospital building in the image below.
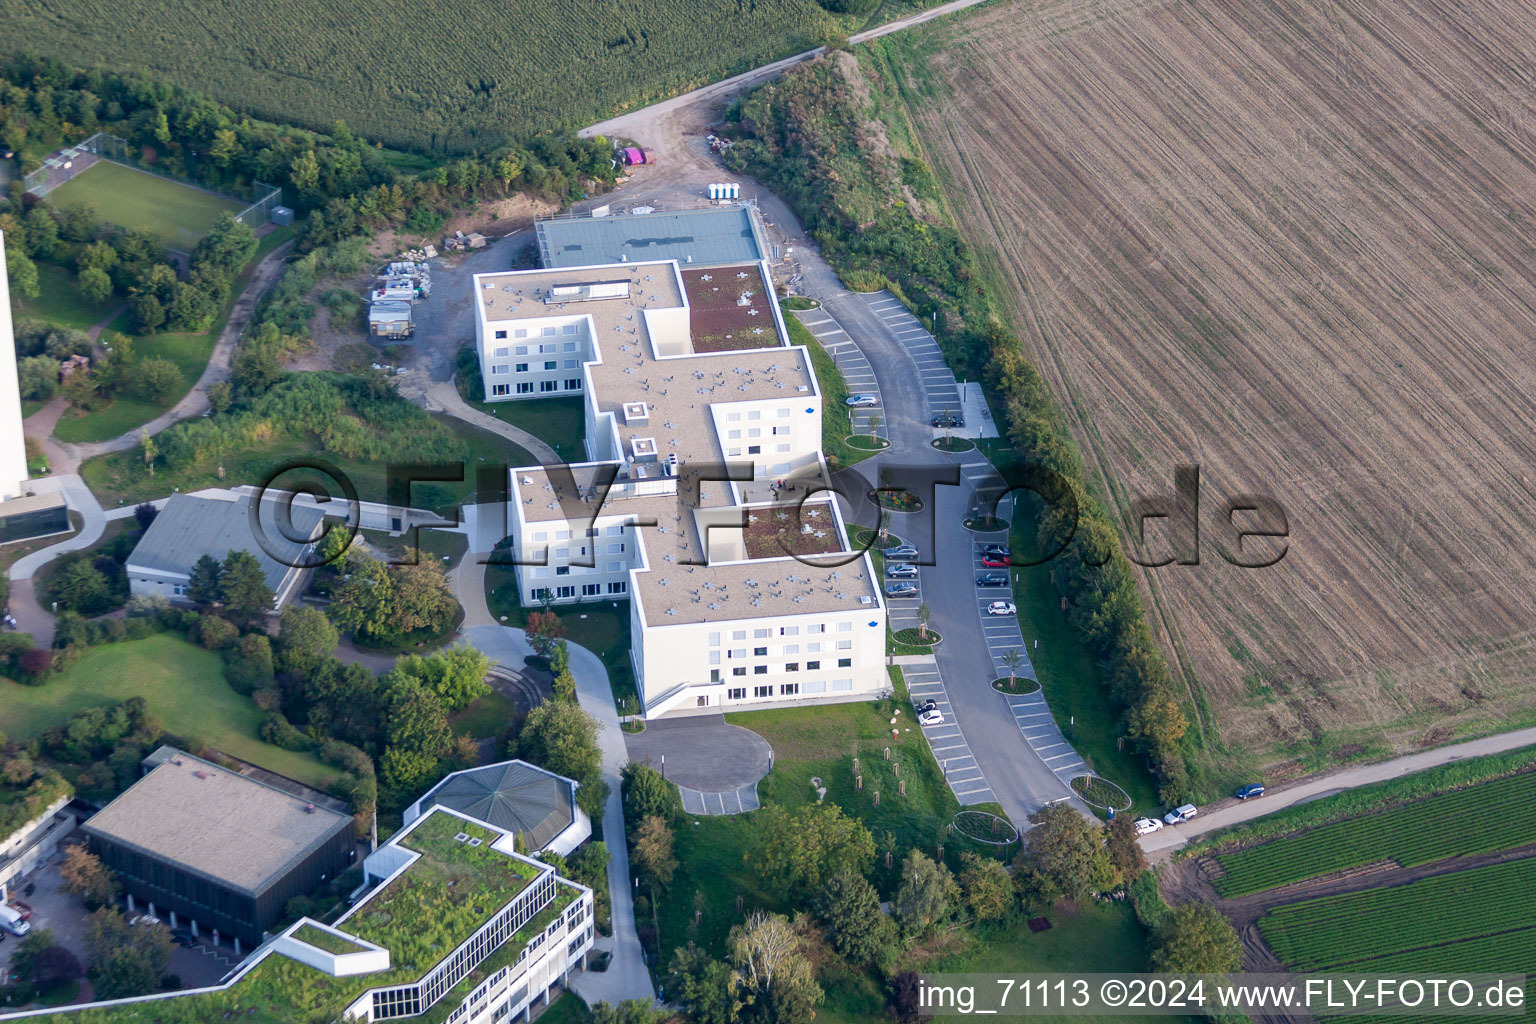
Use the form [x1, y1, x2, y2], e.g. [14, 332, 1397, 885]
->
[473, 214, 887, 719]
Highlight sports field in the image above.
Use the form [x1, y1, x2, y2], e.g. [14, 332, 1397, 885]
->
[48, 159, 245, 249]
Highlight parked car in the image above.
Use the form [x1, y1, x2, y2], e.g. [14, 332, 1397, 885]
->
[917, 708, 946, 726]
[975, 572, 1010, 587]
[885, 564, 919, 579]
[884, 544, 919, 560]
[170, 928, 196, 948]
[981, 544, 1011, 558]
[0, 906, 29, 937]
[931, 411, 964, 428]
[845, 394, 880, 407]
[985, 601, 1017, 616]
[9, 902, 32, 921]
[980, 555, 1011, 568]
[916, 699, 938, 714]
[1163, 803, 1199, 825]
[1133, 817, 1164, 836]
[1235, 783, 1266, 800]
[886, 582, 919, 597]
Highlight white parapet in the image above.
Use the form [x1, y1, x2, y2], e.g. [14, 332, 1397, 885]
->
[0, 229, 30, 499]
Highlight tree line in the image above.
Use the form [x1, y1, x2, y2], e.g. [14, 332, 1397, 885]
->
[726, 52, 1195, 799]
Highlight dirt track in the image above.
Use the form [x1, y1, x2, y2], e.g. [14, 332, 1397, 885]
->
[885, 0, 1536, 766]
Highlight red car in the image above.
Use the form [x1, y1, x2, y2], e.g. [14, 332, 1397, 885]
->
[980, 555, 1011, 568]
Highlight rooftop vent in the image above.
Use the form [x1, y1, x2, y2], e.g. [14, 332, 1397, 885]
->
[622, 401, 649, 424]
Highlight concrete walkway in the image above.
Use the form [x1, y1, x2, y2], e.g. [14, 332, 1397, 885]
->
[450, 536, 655, 1007]
[1142, 725, 1536, 860]
[424, 379, 560, 466]
[5, 474, 108, 647]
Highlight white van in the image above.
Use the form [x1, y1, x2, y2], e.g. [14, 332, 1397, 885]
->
[0, 904, 30, 936]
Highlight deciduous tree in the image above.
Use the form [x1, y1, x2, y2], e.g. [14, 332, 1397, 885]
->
[957, 851, 1014, 922]
[60, 845, 119, 909]
[1151, 903, 1242, 974]
[632, 814, 677, 888]
[894, 850, 958, 934]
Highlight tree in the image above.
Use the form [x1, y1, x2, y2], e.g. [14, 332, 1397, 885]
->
[78, 264, 113, 304]
[729, 911, 822, 1024]
[1105, 814, 1147, 884]
[186, 553, 223, 610]
[191, 214, 257, 277]
[957, 852, 1014, 922]
[893, 850, 958, 934]
[24, 206, 60, 260]
[752, 803, 875, 897]
[670, 943, 741, 1024]
[813, 868, 892, 964]
[378, 677, 451, 805]
[2, 755, 36, 784]
[133, 502, 159, 532]
[11, 930, 82, 992]
[139, 428, 157, 477]
[385, 646, 491, 712]
[515, 699, 608, 817]
[590, 1001, 673, 1024]
[129, 293, 165, 334]
[50, 560, 110, 613]
[5, 242, 40, 299]
[1016, 802, 1115, 902]
[60, 844, 119, 909]
[526, 609, 566, 661]
[276, 605, 339, 675]
[632, 814, 678, 888]
[385, 560, 458, 636]
[622, 762, 679, 825]
[17, 354, 60, 402]
[132, 356, 183, 403]
[1002, 648, 1024, 687]
[917, 603, 932, 640]
[83, 908, 170, 999]
[220, 549, 274, 625]
[303, 658, 382, 745]
[552, 666, 576, 703]
[1151, 903, 1243, 974]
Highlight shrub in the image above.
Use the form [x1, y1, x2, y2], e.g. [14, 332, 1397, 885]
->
[196, 615, 238, 651]
[224, 634, 275, 694]
[259, 713, 311, 751]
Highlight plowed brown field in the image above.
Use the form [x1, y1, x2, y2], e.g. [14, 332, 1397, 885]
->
[883, 0, 1536, 764]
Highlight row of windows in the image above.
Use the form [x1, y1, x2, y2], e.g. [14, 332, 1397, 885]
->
[714, 639, 851, 660]
[714, 657, 852, 680]
[491, 325, 581, 342]
[531, 583, 627, 600]
[724, 426, 792, 439]
[532, 525, 626, 541]
[492, 379, 583, 397]
[491, 359, 582, 374]
[726, 679, 855, 700]
[724, 444, 792, 457]
[725, 408, 793, 421]
[530, 562, 627, 577]
[711, 623, 851, 642]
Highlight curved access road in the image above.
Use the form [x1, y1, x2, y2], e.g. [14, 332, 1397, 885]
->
[1140, 725, 1536, 860]
[580, 0, 991, 145]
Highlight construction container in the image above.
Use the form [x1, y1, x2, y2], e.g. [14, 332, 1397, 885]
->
[270, 205, 295, 226]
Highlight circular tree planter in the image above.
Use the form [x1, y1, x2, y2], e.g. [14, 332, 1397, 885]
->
[781, 296, 821, 311]
[846, 435, 890, 451]
[965, 515, 1008, 533]
[992, 676, 1041, 695]
[1070, 774, 1133, 813]
[931, 436, 976, 453]
[892, 628, 942, 648]
[869, 489, 924, 513]
[851, 528, 903, 549]
[952, 809, 1020, 845]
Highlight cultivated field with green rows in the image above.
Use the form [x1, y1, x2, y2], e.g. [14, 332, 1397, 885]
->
[1259, 857, 1536, 970]
[1257, 858, 1536, 1024]
[1213, 771, 1536, 896]
[3, 0, 853, 153]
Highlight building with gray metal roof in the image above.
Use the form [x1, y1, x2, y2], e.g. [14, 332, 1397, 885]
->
[79, 748, 354, 947]
[126, 492, 325, 610]
[536, 205, 766, 269]
[403, 760, 591, 856]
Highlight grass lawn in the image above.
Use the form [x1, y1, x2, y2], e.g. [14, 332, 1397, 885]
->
[361, 527, 468, 570]
[48, 160, 244, 249]
[81, 412, 531, 510]
[782, 303, 876, 471]
[979, 439, 1161, 815]
[0, 634, 340, 791]
[9, 262, 121, 330]
[475, 395, 586, 465]
[448, 691, 520, 741]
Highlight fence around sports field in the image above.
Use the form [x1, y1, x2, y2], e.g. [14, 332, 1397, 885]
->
[24, 132, 281, 244]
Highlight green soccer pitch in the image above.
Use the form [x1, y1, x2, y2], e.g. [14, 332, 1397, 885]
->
[48, 159, 246, 249]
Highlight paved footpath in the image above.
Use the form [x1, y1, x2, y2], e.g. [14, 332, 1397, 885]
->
[1142, 725, 1536, 859]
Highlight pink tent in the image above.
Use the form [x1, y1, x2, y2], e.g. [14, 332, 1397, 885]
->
[623, 147, 645, 165]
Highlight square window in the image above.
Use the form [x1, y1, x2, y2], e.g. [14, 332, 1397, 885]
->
[754, 685, 773, 698]
[541, 381, 558, 392]
[711, 669, 722, 683]
[754, 665, 768, 675]
[516, 363, 529, 372]
[807, 660, 821, 670]
[492, 364, 510, 375]
[785, 663, 799, 672]
[838, 657, 852, 667]
[494, 330, 508, 339]
[777, 408, 791, 418]
[708, 633, 721, 646]
[753, 647, 767, 657]
[543, 327, 557, 337]
[780, 683, 799, 696]
[727, 412, 742, 422]
[728, 687, 746, 700]
[608, 581, 627, 595]
[747, 445, 761, 455]
[494, 347, 510, 357]
[493, 384, 511, 396]
[516, 382, 533, 394]
[545, 360, 558, 370]
[566, 379, 581, 390]
[748, 428, 761, 438]
[733, 667, 747, 677]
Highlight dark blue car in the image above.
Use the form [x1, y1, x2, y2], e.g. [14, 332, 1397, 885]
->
[1235, 783, 1266, 800]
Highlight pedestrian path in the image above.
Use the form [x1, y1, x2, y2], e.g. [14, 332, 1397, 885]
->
[900, 655, 997, 805]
